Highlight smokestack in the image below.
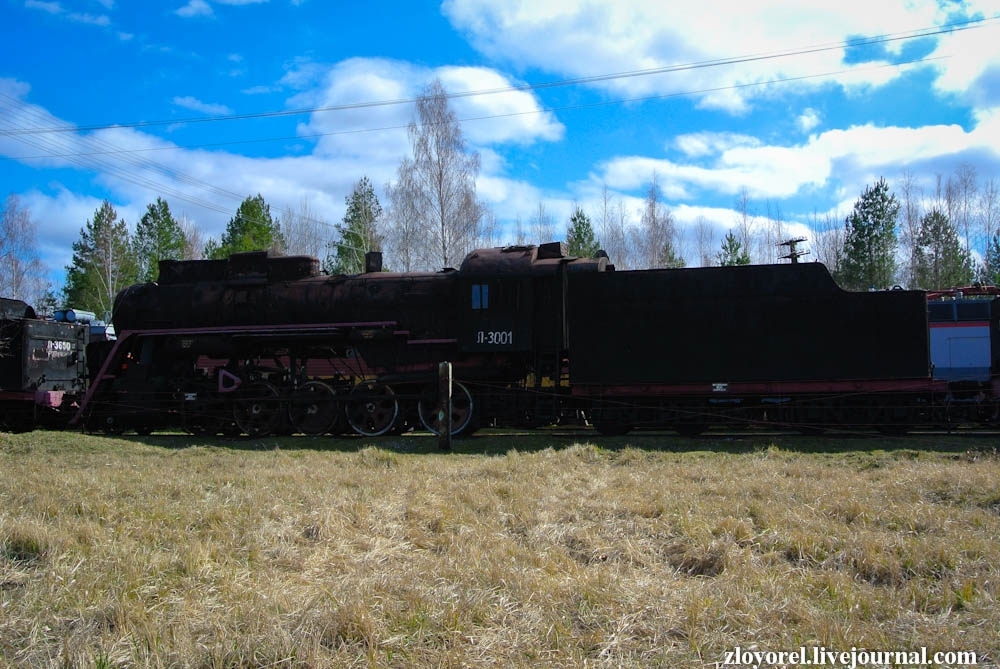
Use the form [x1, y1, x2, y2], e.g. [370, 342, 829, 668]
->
[365, 251, 383, 273]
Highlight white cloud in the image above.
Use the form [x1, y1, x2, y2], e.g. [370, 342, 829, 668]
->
[2, 52, 568, 284]
[242, 84, 278, 95]
[930, 19, 1000, 102]
[597, 118, 1000, 202]
[24, 0, 62, 14]
[436, 66, 564, 145]
[176, 0, 212, 18]
[290, 58, 563, 162]
[67, 12, 110, 26]
[171, 96, 233, 115]
[288, 58, 424, 164]
[21, 187, 109, 285]
[675, 132, 759, 158]
[442, 0, 997, 114]
[797, 108, 821, 133]
[24, 0, 111, 26]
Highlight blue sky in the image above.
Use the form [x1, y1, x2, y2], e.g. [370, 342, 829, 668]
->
[2, 0, 1000, 286]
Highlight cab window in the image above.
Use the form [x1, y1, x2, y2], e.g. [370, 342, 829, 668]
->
[471, 284, 489, 310]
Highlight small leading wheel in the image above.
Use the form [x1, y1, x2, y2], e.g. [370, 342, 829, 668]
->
[418, 381, 475, 436]
[345, 382, 398, 436]
[288, 381, 340, 435]
[232, 381, 282, 437]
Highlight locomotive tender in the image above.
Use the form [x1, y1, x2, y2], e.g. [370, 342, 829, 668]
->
[68, 241, 997, 437]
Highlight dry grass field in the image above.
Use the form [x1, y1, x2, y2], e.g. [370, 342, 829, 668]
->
[1, 429, 999, 668]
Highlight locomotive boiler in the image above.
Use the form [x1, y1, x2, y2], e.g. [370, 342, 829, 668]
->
[78, 243, 610, 436]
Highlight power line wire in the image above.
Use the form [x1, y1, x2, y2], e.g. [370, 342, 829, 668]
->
[0, 15, 991, 244]
[0, 54, 953, 162]
[0, 15, 993, 138]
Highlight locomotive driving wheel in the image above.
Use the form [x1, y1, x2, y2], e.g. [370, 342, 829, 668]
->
[345, 382, 398, 436]
[287, 380, 340, 436]
[232, 381, 282, 437]
[418, 381, 476, 436]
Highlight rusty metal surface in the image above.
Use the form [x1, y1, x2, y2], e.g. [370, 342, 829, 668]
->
[0, 317, 87, 393]
[459, 244, 612, 276]
[157, 251, 320, 285]
[0, 297, 36, 320]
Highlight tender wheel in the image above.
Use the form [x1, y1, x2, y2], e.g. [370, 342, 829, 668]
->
[418, 381, 475, 436]
[593, 420, 632, 436]
[288, 381, 340, 435]
[232, 381, 282, 437]
[346, 382, 398, 436]
[101, 415, 124, 435]
[674, 423, 707, 437]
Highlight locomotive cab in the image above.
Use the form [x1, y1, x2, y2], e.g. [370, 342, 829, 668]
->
[458, 242, 612, 355]
[456, 241, 612, 413]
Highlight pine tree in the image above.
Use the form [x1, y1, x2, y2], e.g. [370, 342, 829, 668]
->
[205, 194, 285, 259]
[836, 178, 899, 290]
[716, 230, 751, 266]
[912, 208, 974, 289]
[134, 197, 187, 282]
[63, 200, 138, 319]
[984, 232, 1000, 286]
[325, 177, 384, 274]
[566, 207, 600, 258]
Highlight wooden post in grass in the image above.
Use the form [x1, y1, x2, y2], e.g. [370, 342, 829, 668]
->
[438, 361, 452, 451]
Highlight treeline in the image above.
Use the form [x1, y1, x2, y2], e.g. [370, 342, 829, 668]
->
[2, 78, 998, 315]
[814, 166, 999, 291]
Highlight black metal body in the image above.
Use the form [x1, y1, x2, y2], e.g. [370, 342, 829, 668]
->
[569, 263, 930, 384]
[0, 298, 88, 431]
[45, 242, 999, 437]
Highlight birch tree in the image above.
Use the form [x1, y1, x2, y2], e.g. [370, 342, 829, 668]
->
[977, 177, 999, 282]
[387, 79, 482, 269]
[635, 174, 683, 269]
[533, 201, 553, 245]
[897, 169, 923, 287]
[281, 198, 330, 260]
[694, 216, 716, 267]
[599, 184, 629, 268]
[0, 194, 48, 303]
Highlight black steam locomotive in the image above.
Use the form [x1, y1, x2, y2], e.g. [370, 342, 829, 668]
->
[0, 298, 88, 431]
[3, 242, 998, 436]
